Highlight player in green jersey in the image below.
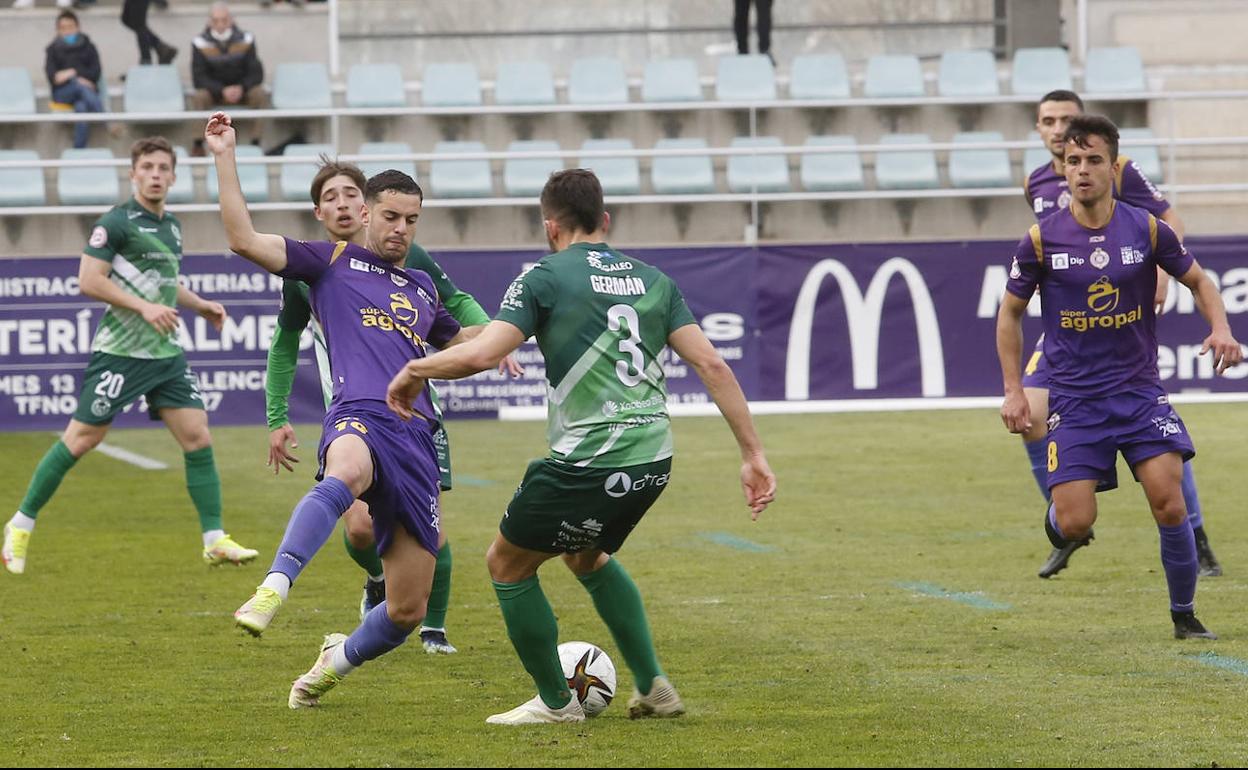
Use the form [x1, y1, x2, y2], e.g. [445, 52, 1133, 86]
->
[387, 169, 776, 724]
[2, 137, 258, 575]
[244, 159, 520, 652]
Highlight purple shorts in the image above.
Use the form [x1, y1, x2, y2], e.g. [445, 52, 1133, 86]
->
[1021, 335, 1049, 389]
[1045, 384, 1195, 491]
[316, 401, 441, 557]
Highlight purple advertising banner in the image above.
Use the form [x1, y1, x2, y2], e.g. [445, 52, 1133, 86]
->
[1, 237, 1245, 432]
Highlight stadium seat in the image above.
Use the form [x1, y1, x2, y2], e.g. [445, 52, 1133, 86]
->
[358, 142, 416, 181]
[1011, 47, 1072, 95]
[429, 141, 492, 197]
[726, 136, 789, 192]
[207, 144, 269, 202]
[800, 135, 865, 192]
[0, 150, 46, 206]
[503, 140, 562, 197]
[642, 58, 703, 102]
[272, 62, 332, 110]
[1084, 47, 1147, 93]
[279, 143, 334, 201]
[789, 54, 850, 99]
[1023, 130, 1050, 175]
[123, 65, 184, 113]
[938, 49, 1000, 97]
[874, 134, 939, 190]
[495, 61, 556, 106]
[949, 131, 1013, 188]
[568, 57, 629, 105]
[57, 148, 120, 205]
[651, 138, 714, 194]
[346, 63, 406, 108]
[167, 146, 194, 204]
[716, 55, 776, 102]
[864, 54, 925, 98]
[0, 67, 36, 114]
[1120, 127, 1163, 181]
[579, 139, 641, 195]
[422, 63, 482, 107]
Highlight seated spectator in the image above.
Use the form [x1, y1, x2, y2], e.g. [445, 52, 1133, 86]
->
[45, 10, 103, 149]
[191, 2, 266, 111]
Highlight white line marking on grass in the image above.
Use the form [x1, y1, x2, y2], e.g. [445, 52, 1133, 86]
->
[49, 433, 168, 470]
[1190, 652, 1248, 676]
[895, 581, 1011, 610]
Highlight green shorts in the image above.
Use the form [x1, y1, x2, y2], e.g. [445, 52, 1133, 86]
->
[73, 351, 204, 425]
[500, 457, 673, 554]
[433, 425, 453, 491]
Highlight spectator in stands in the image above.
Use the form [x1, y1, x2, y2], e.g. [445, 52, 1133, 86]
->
[733, 0, 773, 63]
[123, 0, 178, 65]
[191, 2, 267, 111]
[45, 10, 103, 149]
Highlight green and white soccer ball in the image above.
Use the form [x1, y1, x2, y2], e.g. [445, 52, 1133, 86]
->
[558, 641, 617, 717]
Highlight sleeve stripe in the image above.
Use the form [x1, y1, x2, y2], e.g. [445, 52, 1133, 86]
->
[1114, 156, 1130, 192]
[330, 241, 348, 264]
[1028, 223, 1044, 265]
[1148, 213, 1158, 251]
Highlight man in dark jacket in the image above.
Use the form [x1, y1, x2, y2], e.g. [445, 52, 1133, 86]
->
[45, 10, 103, 149]
[191, 2, 266, 111]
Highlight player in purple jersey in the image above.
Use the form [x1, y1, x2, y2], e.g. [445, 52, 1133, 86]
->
[1020, 90, 1221, 579]
[997, 115, 1242, 639]
[205, 111, 479, 707]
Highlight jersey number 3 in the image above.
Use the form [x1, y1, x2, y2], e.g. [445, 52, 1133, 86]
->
[607, 304, 645, 387]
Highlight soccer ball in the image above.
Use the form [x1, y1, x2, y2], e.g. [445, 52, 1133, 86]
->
[557, 641, 616, 717]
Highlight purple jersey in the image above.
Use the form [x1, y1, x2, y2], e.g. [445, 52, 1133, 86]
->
[1024, 156, 1170, 221]
[1005, 202, 1193, 398]
[278, 238, 461, 421]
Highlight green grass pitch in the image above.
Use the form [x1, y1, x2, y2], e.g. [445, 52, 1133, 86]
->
[2, 406, 1248, 766]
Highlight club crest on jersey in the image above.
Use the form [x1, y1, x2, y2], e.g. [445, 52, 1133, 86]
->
[1009, 257, 1021, 280]
[170, 223, 181, 246]
[1057, 190, 1072, 210]
[1089, 247, 1110, 270]
[390, 272, 409, 287]
[89, 226, 108, 249]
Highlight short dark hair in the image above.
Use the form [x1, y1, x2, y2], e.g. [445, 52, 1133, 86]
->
[1064, 114, 1119, 162]
[365, 169, 423, 201]
[540, 169, 604, 234]
[310, 158, 366, 205]
[130, 136, 175, 169]
[56, 9, 79, 25]
[1038, 89, 1085, 113]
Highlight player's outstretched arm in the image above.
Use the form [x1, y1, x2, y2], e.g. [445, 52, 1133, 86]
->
[1178, 261, 1244, 374]
[78, 254, 179, 334]
[386, 321, 526, 420]
[668, 324, 775, 519]
[996, 292, 1032, 434]
[204, 111, 287, 273]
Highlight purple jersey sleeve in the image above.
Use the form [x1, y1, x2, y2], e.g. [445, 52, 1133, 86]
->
[277, 237, 334, 283]
[1005, 226, 1043, 300]
[1117, 159, 1170, 217]
[1153, 217, 1194, 277]
[427, 301, 461, 349]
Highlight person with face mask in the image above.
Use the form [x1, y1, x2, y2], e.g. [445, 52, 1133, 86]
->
[44, 10, 103, 149]
[191, 2, 267, 111]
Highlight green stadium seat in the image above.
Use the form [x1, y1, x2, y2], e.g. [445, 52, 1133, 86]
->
[207, 144, 269, 202]
[0, 67, 36, 114]
[642, 58, 703, 102]
[651, 138, 714, 194]
[1120, 127, 1163, 182]
[949, 131, 1013, 188]
[495, 61, 556, 106]
[579, 139, 640, 195]
[358, 142, 416, 182]
[346, 63, 406, 108]
[864, 54, 925, 98]
[875, 134, 939, 190]
[429, 141, 492, 197]
[1084, 47, 1147, 93]
[123, 65, 184, 113]
[272, 62, 332, 110]
[167, 146, 194, 203]
[503, 140, 562, 197]
[1011, 47, 1072, 95]
[279, 143, 334, 201]
[422, 63, 482, 107]
[568, 57, 628, 105]
[938, 49, 1000, 97]
[727, 136, 789, 192]
[716, 55, 776, 102]
[789, 54, 850, 99]
[0, 150, 46, 206]
[57, 148, 120, 205]
[800, 135, 864, 192]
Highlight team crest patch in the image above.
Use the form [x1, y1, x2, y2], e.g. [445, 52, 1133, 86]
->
[91, 398, 111, 418]
[89, 226, 108, 249]
[390, 272, 409, 287]
[1009, 257, 1021, 280]
[1089, 247, 1110, 270]
[1047, 412, 1061, 432]
[1057, 190, 1072, 210]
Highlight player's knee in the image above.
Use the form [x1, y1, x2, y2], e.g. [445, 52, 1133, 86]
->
[63, 428, 105, 456]
[561, 550, 606, 577]
[343, 504, 373, 546]
[1152, 499, 1187, 527]
[1054, 509, 1095, 540]
[181, 430, 212, 452]
[385, 596, 426, 631]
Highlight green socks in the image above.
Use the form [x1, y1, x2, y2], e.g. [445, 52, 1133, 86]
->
[424, 541, 453, 629]
[493, 576, 572, 709]
[578, 558, 664, 694]
[18, 440, 79, 517]
[343, 527, 384, 578]
[183, 447, 223, 533]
